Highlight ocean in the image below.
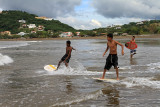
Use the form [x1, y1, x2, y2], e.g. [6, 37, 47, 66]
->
[0, 38, 160, 107]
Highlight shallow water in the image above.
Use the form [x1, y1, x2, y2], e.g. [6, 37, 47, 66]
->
[0, 38, 160, 107]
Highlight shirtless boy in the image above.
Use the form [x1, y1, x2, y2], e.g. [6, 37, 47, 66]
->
[56, 40, 75, 70]
[101, 33, 124, 80]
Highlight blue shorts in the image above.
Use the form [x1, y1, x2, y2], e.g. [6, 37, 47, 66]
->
[130, 50, 136, 55]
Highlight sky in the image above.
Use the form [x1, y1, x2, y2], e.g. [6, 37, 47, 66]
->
[0, 0, 160, 30]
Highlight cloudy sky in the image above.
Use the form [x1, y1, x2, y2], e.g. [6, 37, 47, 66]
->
[0, 0, 160, 30]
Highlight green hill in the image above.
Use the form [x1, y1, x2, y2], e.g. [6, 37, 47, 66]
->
[0, 10, 75, 34]
[92, 20, 160, 36]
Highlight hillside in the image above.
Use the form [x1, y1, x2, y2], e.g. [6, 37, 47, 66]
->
[92, 20, 160, 36]
[0, 10, 75, 34]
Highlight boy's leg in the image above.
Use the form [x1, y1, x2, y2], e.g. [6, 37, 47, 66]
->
[64, 61, 68, 67]
[56, 60, 63, 70]
[101, 69, 107, 79]
[115, 67, 119, 80]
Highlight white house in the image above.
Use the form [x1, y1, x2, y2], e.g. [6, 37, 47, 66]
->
[27, 24, 36, 29]
[59, 32, 73, 38]
[17, 32, 27, 36]
[136, 22, 144, 25]
[45, 18, 53, 21]
[19, 19, 26, 23]
[76, 32, 81, 36]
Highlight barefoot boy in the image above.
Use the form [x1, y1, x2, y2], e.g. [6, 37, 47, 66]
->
[56, 40, 75, 70]
[101, 33, 124, 80]
[130, 36, 136, 59]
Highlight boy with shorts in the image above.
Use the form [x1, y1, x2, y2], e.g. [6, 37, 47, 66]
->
[130, 36, 136, 59]
[101, 33, 124, 80]
[56, 40, 75, 70]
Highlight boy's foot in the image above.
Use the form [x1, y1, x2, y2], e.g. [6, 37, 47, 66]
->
[116, 78, 120, 80]
[100, 77, 104, 79]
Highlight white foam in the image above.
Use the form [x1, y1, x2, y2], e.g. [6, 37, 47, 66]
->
[121, 77, 160, 89]
[27, 41, 42, 43]
[147, 62, 160, 70]
[119, 66, 131, 70]
[0, 53, 13, 65]
[44, 65, 101, 76]
[0, 42, 29, 49]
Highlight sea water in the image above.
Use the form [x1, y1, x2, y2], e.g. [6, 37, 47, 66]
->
[0, 38, 160, 107]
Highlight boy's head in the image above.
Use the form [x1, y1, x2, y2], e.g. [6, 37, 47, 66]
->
[107, 33, 113, 41]
[66, 40, 71, 47]
[132, 36, 135, 40]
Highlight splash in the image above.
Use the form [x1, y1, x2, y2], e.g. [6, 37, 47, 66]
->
[121, 77, 160, 89]
[0, 53, 13, 66]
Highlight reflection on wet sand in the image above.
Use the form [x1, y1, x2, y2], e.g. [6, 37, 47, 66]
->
[102, 86, 120, 106]
[130, 58, 137, 65]
[64, 77, 73, 94]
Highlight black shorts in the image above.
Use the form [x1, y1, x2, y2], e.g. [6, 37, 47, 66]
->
[61, 54, 71, 63]
[104, 54, 118, 70]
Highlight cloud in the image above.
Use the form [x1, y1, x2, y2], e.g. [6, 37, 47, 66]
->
[91, 19, 102, 27]
[57, 16, 102, 30]
[0, 0, 81, 18]
[92, 0, 160, 19]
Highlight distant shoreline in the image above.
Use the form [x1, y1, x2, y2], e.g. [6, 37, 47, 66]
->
[0, 34, 160, 41]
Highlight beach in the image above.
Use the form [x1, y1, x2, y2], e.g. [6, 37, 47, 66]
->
[0, 38, 160, 106]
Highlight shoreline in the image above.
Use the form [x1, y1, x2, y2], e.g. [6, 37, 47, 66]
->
[0, 34, 160, 41]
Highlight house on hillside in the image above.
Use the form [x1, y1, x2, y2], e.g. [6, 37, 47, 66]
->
[27, 24, 36, 29]
[35, 16, 53, 21]
[31, 31, 37, 34]
[0, 31, 11, 35]
[59, 32, 73, 38]
[38, 25, 45, 31]
[17, 32, 28, 36]
[136, 22, 144, 25]
[76, 32, 81, 36]
[18, 19, 26, 23]
[122, 33, 128, 36]
[21, 24, 27, 28]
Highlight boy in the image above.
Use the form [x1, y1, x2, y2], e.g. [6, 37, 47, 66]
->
[56, 40, 75, 70]
[130, 36, 136, 59]
[101, 33, 124, 80]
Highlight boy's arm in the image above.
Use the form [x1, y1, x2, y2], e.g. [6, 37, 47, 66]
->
[115, 41, 124, 55]
[103, 43, 109, 57]
[72, 47, 76, 50]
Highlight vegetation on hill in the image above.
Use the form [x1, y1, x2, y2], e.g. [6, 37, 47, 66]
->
[0, 10, 75, 35]
[92, 20, 160, 36]
[1, 10, 160, 39]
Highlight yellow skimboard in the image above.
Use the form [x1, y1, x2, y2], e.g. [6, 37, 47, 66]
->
[44, 65, 57, 71]
[92, 77, 118, 82]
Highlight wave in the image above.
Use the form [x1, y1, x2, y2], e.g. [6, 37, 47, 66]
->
[0, 41, 42, 49]
[147, 62, 160, 70]
[51, 90, 102, 106]
[121, 77, 160, 89]
[0, 53, 13, 66]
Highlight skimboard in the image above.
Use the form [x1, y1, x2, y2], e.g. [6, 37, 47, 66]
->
[92, 77, 118, 82]
[44, 65, 57, 71]
[125, 42, 138, 50]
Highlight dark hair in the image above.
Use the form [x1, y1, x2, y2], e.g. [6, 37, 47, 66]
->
[107, 33, 113, 38]
[66, 40, 71, 45]
[133, 36, 135, 38]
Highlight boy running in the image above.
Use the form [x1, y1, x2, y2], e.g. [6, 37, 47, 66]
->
[130, 36, 136, 59]
[101, 33, 124, 80]
[56, 40, 75, 70]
